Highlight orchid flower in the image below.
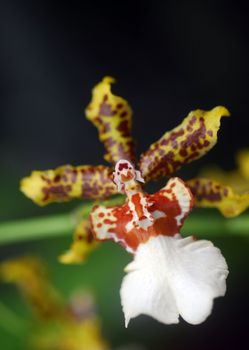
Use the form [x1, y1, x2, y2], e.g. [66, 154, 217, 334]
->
[0, 256, 109, 350]
[20, 77, 230, 326]
[91, 159, 228, 326]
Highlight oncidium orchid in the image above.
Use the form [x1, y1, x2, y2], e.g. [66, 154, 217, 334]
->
[0, 256, 109, 350]
[21, 77, 231, 326]
[91, 159, 228, 326]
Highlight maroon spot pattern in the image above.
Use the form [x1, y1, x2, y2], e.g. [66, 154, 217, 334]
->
[139, 115, 216, 181]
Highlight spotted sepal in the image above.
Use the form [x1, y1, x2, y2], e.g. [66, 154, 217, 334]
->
[139, 106, 230, 182]
[20, 164, 117, 206]
[90, 177, 193, 253]
[0, 257, 62, 319]
[187, 177, 249, 217]
[59, 220, 98, 264]
[85, 77, 135, 164]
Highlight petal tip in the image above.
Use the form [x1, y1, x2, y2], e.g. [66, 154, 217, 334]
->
[102, 76, 116, 85]
[20, 172, 46, 206]
[212, 105, 231, 118]
[58, 251, 84, 265]
[124, 315, 130, 328]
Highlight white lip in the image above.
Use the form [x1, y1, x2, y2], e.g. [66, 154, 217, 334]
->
[120, 234, 228, 327]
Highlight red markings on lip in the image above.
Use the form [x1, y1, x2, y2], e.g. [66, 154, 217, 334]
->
[103, 218, 114, 225]
[90, 179, 193, 252]
[131, 193, 145, 219]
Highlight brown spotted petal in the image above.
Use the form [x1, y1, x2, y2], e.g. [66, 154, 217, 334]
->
[20, 165, 117, 206]
[85, 77, 135, 164]
[198, 164, 249, 195]
[187, 178, 249, 217]
[59, 219, 99, 264]
[139, 106, 230, 182]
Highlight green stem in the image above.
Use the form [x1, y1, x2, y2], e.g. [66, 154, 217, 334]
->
[0, 196, 124, 245]
[183, 214, 249, 236]
[0, 301, 27, 336]
[0, 206, 249, 246]
[0, 213, 74, 245]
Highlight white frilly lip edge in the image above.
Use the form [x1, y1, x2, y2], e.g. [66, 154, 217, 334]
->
[120, 234, 228, 327]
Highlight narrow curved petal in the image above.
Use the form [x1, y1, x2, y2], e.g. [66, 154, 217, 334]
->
[198, 164, 249, 194]
[120, 234, 228, 327]
[187, 177, 249, 217]
[20, 165, 117, 205]
[0, 257, 62, 319]
[59, 220, 99, 264]
[85, 77, 135, 164]
[139, 106, 230, 182]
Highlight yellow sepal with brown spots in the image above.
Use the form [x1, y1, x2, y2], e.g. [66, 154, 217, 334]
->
[85, 77, 135, 164]
[0, 257, 63, 319]
[59, 219, 99, 264]
[20, 164, 117, 206]
[187, 178, 249, 217]
[139, 106, 230, 182]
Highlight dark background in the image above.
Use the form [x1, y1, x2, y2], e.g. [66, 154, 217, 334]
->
[0, 1, 248, 349]
[1, 0, 249, 172]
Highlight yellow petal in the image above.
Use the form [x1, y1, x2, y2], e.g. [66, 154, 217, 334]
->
[187, 177, 249, 217]
[59, 220, 98, 264]
[139, 106, 230, 182]
[199, 164, 249, 195]
[20, 164, 117, 206]
[236, 149, 249, 181]
[31, 319, 109, 350]
[85, 77, 135, 164]
[0, 257, 62, 319]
